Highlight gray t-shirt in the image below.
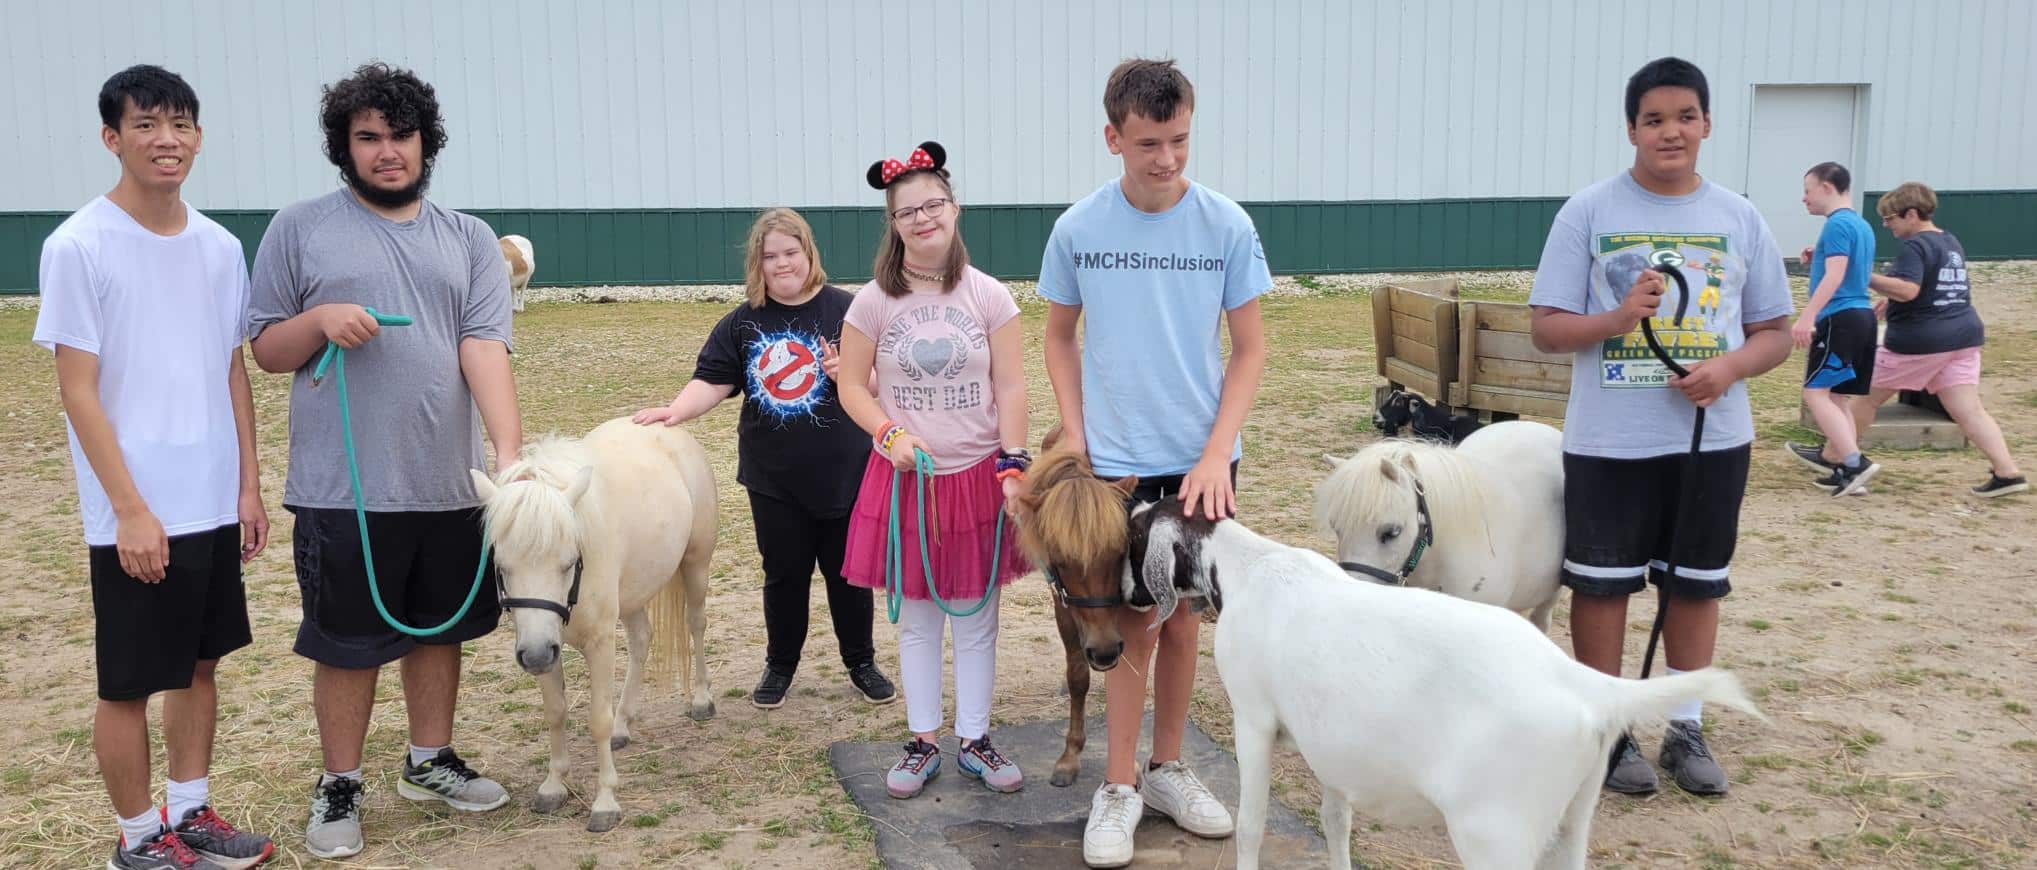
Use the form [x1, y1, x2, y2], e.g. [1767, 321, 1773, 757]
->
[248, 189, 513, 510]
[1529, 172, 1794, 459]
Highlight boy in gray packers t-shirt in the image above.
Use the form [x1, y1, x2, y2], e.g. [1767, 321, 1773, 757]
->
[1528, 57, 1793, 799]
[246, 62, 520, 859]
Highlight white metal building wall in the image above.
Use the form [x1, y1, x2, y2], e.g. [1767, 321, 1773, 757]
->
[3, 0, 2032, 212]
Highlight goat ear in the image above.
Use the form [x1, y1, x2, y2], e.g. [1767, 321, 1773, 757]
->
[564, 465, 594, 506]
[1141, 542, 1182, 630]
[1378, 457, 1401, 482]
[469, 468, 498, 501]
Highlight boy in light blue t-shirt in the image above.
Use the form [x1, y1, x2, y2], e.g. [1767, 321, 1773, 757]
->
[1036, 57, 1270, 868]
[1784, 161, 1881, 495]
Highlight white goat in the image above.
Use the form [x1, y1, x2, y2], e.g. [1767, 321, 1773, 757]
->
[1123, 499, 1764, 870]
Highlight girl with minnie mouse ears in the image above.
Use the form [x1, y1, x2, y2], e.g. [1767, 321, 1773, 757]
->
[835, 139, 1036, 800]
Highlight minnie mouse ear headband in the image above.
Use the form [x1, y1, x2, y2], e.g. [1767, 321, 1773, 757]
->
[866, 141, 947, 190]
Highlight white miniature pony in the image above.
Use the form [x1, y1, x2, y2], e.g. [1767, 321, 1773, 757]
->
[1124, 500, 1764, 870]
[471, 416, 718, 832]
[1317, 419, 1565, 630]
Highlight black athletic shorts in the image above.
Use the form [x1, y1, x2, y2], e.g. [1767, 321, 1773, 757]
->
[1804, 308, 1878, 395]
[1123, 461, 1241, 513]
[90, 524, 252, 701]
[289, 506, 500, 669]
[1560, 445, 1750, 600]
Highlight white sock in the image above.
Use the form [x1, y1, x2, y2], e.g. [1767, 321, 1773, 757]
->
[409, 744, 448, 767]
[165, 777, 208, 827]
[118, 807, 162, 852]
[1666, 666, 1703, 723]
[319, 767, 363, 788]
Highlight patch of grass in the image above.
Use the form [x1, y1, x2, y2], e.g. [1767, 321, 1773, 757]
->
[631, 814, 662, 828]
[1745, 618, 1772, 630]
[698, 831, 727, 851]
[1843, 728, 1885, 756]
[2005, 701, 2030, 715]
[2010, 740, 2037, 753]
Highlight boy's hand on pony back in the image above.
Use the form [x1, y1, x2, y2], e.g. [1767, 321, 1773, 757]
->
[1180, 454, 1237, 521]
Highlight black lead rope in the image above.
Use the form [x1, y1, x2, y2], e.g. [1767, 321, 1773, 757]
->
[1637, 258, 1700, 681]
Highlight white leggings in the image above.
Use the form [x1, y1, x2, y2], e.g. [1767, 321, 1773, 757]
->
[896, 585, 1001, 741]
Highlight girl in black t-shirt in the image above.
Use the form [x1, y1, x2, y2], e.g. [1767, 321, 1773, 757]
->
[634, 208, 902, 705]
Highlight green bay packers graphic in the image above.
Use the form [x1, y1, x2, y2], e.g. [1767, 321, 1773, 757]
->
[1593, 233, 1735, 389]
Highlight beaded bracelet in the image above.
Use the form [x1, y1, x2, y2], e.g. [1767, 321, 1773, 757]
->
[879, 425, 907, 453]
[995, 447, 1033, 474]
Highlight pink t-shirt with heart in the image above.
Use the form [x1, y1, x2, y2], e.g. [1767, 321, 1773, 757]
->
[843, 265, 1020, 473]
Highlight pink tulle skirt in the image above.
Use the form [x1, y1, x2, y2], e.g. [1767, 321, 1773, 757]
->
[842, 451, 1031, 601]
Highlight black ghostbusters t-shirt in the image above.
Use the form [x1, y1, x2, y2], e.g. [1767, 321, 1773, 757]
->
[693, 285, 869, 516]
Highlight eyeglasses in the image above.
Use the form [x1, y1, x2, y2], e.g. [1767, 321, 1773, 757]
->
[890, 198, 951, 223]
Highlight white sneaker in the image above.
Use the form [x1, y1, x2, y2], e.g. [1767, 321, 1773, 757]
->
[1138, 760, 1234, 837]
[1082, 782, 1142, 868]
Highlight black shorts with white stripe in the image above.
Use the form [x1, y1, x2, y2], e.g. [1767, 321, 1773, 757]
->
[1559, 445, 1751, 600]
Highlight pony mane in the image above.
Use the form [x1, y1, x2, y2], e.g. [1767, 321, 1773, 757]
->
[1314, 438, 1491, 552]
[1017, 450, 1129, 573]
[480, 434, 595, 565]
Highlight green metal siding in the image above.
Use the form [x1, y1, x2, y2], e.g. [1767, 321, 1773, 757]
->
[5, 191, 2033, 294]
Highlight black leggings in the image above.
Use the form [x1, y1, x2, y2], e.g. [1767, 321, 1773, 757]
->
[749, 490, 874, 672]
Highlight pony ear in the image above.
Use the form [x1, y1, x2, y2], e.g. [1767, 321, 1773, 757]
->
[1323, 453, 1347, 469]
[564, 465, 594, 506]
[469, 468, 498, 501]
[1378, 457, 1401, 482]
[866, 161, 890, 190]
[1112, 474, 1140, 497]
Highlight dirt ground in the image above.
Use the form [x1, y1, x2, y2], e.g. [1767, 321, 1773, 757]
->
[2, 263, 2034, 869]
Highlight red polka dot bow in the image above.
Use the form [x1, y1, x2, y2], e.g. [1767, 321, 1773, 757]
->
[879, 148, 936, 185]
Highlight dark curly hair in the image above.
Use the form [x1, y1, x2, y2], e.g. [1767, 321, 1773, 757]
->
[319, 62, 447, 192]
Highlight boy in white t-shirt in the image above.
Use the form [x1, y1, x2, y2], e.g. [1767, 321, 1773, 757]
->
[33, 65, 275, 870]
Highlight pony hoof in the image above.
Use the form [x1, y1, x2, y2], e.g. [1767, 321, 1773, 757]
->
[532, 792, 569, 814]
[1051, 768, 1078, 788]
[588, 810, 621, 833]
[689, 700, 716, 721]
[610, 734, 631, 751]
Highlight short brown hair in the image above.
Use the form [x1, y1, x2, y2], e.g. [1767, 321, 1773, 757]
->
[1877, 181, 1937, 221]
[743, 208, 826, 308]
[1104, 58, 1194, 129]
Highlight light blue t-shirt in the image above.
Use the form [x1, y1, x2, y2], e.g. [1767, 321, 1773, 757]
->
[1809, 207, 1875, 319]
[1037, 179, 1273, 478]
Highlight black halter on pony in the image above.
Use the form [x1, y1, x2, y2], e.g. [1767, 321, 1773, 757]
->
[497, 558, 584, 624]
[1338, 477, 1434, 586]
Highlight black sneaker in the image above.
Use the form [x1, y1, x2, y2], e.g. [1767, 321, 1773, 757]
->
[1785, 440, 1838, 473]
[1659, 720, 1729, 795]
[752, 666, 794, 709]
[848, 662, 897, 705]
[1814, 456, 1880, 497]
[1604, 732, 1658, 794]
[1973, 472, 2029, 498]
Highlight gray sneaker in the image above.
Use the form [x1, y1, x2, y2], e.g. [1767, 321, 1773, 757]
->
[304, 777, 364, 860]
[1604, 732, 1658, 794]
[109, 830, 225, 870]
[1659, 720, 1729, 795]
[1785, 440, 1838, 473]
[399, 747, 510, 811]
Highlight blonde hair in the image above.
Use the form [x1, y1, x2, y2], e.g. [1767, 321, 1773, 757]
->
[744, 207, 827, 308]
[1878, 182, 1937, 222]
[872, 170, 969, 298]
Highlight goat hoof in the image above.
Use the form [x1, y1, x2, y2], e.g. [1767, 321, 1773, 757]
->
[689, 700, 716, 721]
[588, 810, 621, 833]
[532, 792, 569, 814]
[610, 734, 630, 751]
